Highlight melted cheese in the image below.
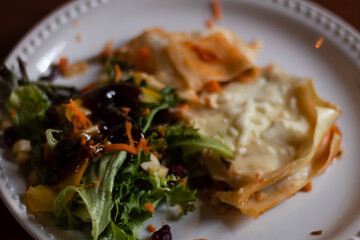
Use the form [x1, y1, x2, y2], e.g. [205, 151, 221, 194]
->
[191, 71, 310, 179]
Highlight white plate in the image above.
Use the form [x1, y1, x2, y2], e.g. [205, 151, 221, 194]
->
[2, 0, 360, 239]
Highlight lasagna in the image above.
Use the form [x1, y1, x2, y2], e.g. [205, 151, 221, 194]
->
[116, 27, 342, 218]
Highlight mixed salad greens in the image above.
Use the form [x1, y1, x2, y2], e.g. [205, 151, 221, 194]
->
[0, 55, 232, 239]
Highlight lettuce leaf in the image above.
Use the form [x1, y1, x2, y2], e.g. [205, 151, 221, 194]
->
[54, 150, 196, 240]
[54, 151, 127, 240]
[109, 151, 196, 239]
[110, 220, 136, 240]
[6, 85, 50, 126]
[140, 87, 178, 133]
[165, 124, 234, 159]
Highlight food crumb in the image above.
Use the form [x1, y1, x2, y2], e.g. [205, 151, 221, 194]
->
[211, 0, 222, 21]
[300, 181, 312, 192]
[61, 61, 88, 78]
[310, 230, 324, 236]
[76, 34, 82, 42]
[206, 18, 214, 29]
[144, 203, 155, 213]
[72, 20, 78, 28]
[147, 224, 157, 232]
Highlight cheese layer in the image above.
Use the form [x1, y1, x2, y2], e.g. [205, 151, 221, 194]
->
[191, 69, 310, 180]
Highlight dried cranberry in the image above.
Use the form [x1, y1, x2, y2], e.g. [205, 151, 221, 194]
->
[168, 163, 187, 178]
[152, 224, 172, 240]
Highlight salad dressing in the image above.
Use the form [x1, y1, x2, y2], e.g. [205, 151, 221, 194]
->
[45, 83, 144, 184]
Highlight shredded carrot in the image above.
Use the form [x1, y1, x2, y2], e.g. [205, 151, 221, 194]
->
[101, 39, 114, 58]
[125, 121, 135, 147]
[10, 109, 17, 119]
[44, 142, 49, 161]
[77, 177, 101, 191]
[178, 104, 190, 112]
[103, 143, 138, 155]
[89, 142, 103, 155]
[147, 224, 157, 232]
[63, 99, 92, 132]
[58, 57, 69, 74]
[77, 177, 101, 190]
[114, 64, 122, 83]
[81, 139, 87, 145]
[81, 83, 97, 93]
[137, 138, 151, 155]
[211, 1, 222, 21]
[301, 181, 312, 192]
[145, 108, 150, 115]
[160, 126, 165, 138]
[138, 46, 152, 61]
[206, 18, 214, 29]
[179, 178, 186, 186]
[194, 239, 208, 240]
[121, 107, 131, 115]
[103, 137, 151, 155]
[205, 80, 221, 93]
[144, 203, 155, 213]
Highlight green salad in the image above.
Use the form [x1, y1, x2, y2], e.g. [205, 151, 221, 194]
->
[0, 56, 232, 239]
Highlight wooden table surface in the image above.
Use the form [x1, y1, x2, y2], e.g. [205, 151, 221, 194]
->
[0, 0, 359, 239]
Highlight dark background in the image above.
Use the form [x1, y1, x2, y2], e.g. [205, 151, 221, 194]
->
[0, 0, 359, 239]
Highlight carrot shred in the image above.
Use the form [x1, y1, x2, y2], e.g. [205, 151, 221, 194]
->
[58, 57, 69, 75]
[103, 143, 138, 155]
[145, 108, 150, 115]
[211, 1, 222, 21]
[147, 224, 157, 232]
[125, 121, 135, 147]
[121, 107, 131, 115]
[178, 104, 190, 112]
[138, 46, 152, 61]
[114, 64, 122, 83]
[82, 83, 97, 93]
[179, 178, 186, 186]
[63, 99, 92, 132]
[160, 126, 165, 137]
[103, 136, 151, 155]
[138, 138, 152, 155]
[144, 203, 155, 213]
[301, 181, 312, 192]
[10, 109, 17, 119]
[77, 177, 101, 190]
[81, 139, 87, 145]
[205, 80, 221, 93]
